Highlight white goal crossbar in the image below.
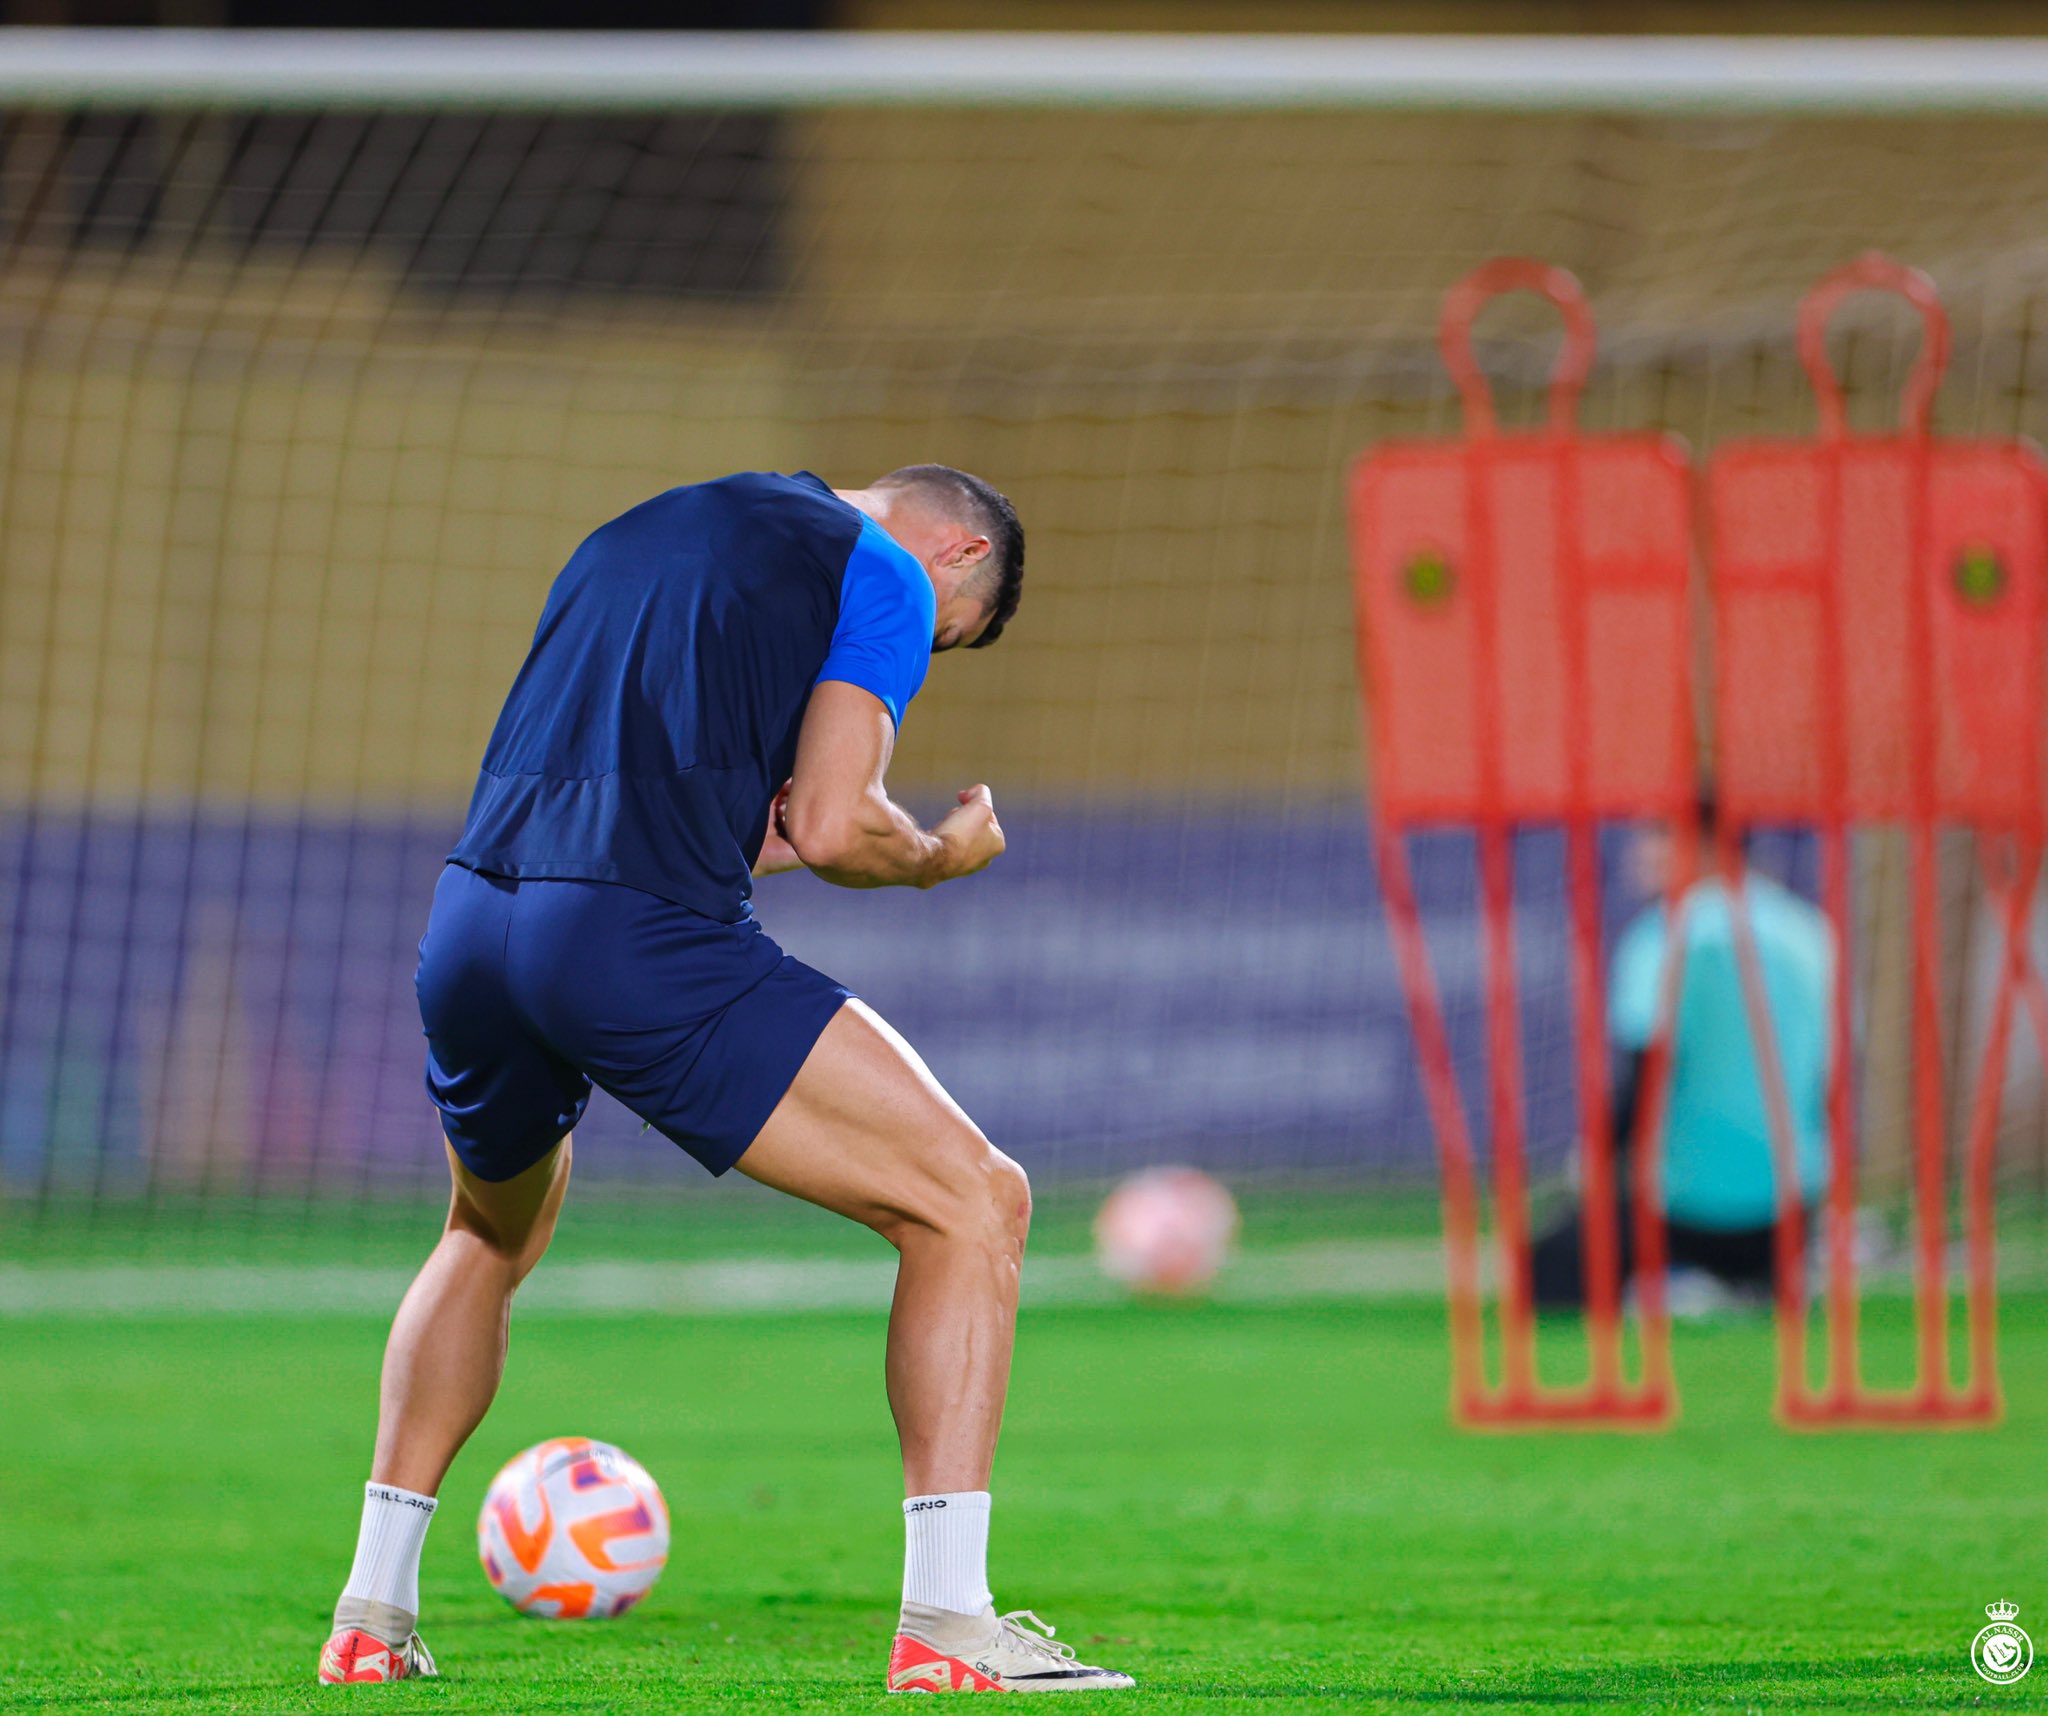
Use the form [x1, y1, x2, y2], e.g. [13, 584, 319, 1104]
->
[7, 29, 2048, 115]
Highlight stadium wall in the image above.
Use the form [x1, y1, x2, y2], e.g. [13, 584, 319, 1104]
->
[15, 110, 2048, 803]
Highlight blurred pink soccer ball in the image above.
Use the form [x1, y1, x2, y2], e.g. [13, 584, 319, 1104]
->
[1093, 1167, 1240, 1295]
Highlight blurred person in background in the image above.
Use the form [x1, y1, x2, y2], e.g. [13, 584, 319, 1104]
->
[1532, 790, 1836, 1315]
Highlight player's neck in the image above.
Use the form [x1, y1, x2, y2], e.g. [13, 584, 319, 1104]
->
[836, 489, 938, 566]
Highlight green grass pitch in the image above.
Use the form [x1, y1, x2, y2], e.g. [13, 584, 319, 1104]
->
[3, 1197, 2044, 1714]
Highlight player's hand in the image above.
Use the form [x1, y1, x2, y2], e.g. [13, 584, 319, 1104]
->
[932, 784, 1005, 881]
[752, 780, 805, 876]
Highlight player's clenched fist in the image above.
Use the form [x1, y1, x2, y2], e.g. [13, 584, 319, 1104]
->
[933, 784, 1005, 880]
[752, 780, 805, 877]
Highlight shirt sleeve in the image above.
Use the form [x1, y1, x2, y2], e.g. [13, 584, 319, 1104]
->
[1608, 908, 1667, 1051]
[814, 518, 936, 729]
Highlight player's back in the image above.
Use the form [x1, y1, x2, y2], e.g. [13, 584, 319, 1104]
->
[450, 471, 866, 922]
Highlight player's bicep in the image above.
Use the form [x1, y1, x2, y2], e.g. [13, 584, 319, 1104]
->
[784, 680, 896, 852]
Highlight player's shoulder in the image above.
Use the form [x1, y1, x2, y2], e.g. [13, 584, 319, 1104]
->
[1744, 871, 1826, 932]
[844, 513, 937, 621]
[730, 470, 862, 548]
[705, 468, 842, 513]
[608, 471, 861, 562]
[1669, 871, 1801, 928]
[1750, 874, 1834, 965]
[1614, 899, 1670, 963]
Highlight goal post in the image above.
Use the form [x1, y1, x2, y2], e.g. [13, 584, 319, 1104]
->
[14, 30, 2048, 113]
[4, 30, 2048, 1285]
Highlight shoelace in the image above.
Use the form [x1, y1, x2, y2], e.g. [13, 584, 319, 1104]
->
[400, 1633, 437, 1677]
[997, 1610, 1077, 1664]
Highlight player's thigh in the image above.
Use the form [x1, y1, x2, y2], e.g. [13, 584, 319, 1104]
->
[735, 999, 1027, 1243]
[445, 1135, 572, 1272]
[418, 865, 593, 1186]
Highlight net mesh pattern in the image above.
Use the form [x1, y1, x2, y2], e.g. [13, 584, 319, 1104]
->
[6, 101, 2048, 1219]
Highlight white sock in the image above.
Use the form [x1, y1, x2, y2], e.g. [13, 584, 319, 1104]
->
[901, 1491, 993, 1614]
[339, 1482, 438, 1622]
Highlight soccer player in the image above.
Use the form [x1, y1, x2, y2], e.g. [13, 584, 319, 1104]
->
[318, 467, 1134, 1693]
[1531, 790, 1835, 1313]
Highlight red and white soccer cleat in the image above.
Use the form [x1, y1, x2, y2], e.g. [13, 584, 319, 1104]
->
[888, 1632, 1007, 1694]
[317, 1626, 438, 1684]
[887, 1604, 1135, 1693]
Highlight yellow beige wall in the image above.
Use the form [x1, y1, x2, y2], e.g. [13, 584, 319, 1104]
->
[8, 107, 2048, 807]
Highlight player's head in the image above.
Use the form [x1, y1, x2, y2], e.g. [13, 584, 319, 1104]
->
[868, 465, 1025, 651]
[1694, 784, 1722, 845]
[1631, 781, 1726, 896]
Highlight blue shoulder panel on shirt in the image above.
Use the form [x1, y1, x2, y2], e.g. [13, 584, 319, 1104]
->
[815, 515, 936, 728]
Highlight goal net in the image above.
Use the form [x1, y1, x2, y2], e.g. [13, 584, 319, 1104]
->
[5, 32, 2048, 1242]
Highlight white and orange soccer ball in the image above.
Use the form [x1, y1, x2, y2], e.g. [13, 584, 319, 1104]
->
[477, 1437, 669, 1620]
[1093, 1166, 1240, 1295]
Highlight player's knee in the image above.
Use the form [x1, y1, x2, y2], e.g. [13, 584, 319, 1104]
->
[995, 1150, 1032, 1254]
[880, 1133, 1027, 1258]
[446, 1137, 570, 1278]
[447, 1197, 555, 1280]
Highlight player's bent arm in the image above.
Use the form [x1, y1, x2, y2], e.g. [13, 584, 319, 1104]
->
[781, 680, 1004, 889]
[752, 829, 806, 877]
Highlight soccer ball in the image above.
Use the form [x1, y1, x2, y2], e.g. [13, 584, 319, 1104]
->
[1094, 1166, 1240, 1295]
[477, 1437, 669, 1619]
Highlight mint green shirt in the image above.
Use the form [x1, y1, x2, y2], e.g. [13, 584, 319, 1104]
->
[1609, 875, 1835, 1231]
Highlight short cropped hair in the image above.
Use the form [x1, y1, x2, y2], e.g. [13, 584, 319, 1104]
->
[872, 464, 1025, 646]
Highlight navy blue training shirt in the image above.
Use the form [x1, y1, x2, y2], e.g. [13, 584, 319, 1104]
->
[450, 471, 936, 922]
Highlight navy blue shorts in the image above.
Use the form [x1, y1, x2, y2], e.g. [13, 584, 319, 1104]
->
[416, 864, 851, 1182]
